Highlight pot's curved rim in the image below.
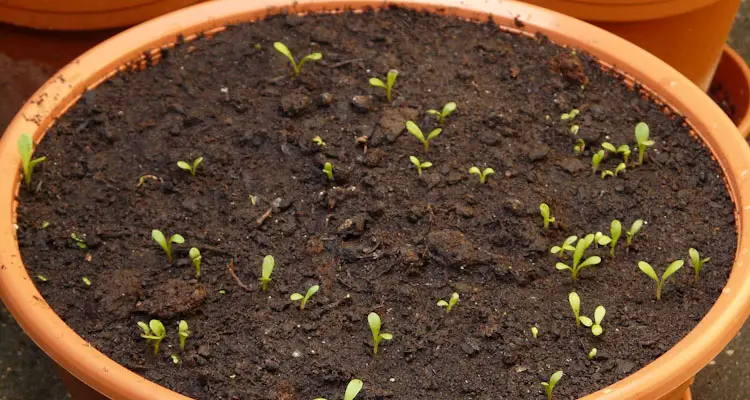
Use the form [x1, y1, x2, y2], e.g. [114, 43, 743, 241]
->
[1, 1, 748, 399]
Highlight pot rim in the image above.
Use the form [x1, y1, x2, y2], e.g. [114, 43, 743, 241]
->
[1, 1, 749, 399]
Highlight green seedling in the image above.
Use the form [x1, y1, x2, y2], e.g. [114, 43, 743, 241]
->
[569, 292, 582, 327]
[410, 156, 433, 176]
[688, 248, 710, 283]
[427, 101, 457, 124]
[273, 42, 322, 78]
[560, 109, 579, 120]
[551, 236, 577, 258]
[369, 69, 398, 102]
[541, 370, 563, 400]
[594, 232, 611, 247]
[290, 284, 320, 310]
[249, 194, 258, 206]
[592, 150, 605, 173]
[138, 319, 166, 355]
[539, 203, 555, 230]
[601, 170, 614, 179]
[152, 230, 184, 263]
[189, 247, 201, 278]
[626, 219, 643, 248]
[171, 354, 181, 364]
[260, 255, 275, 292]
[615, 163, 626, 176]
[322, 162, 333, 181]
[570, 125, 580, 135]
[531, 326, 539, 339]
[368, 312, 393, 355]
[609, 220, 622, 257]
[635, 122, 655, 165]
[638, 260, 684, 300]
[556, 234, 601, 281]
[177, 157, 203, 177]
[580, 305, 605, 336]
[601, 142, 617, 153]
[37, 274, 48, 282]
[71, 233, 87, 249]
[468, 166, 495, 184]
[437, 292, 459, 312]
[406, 121, 442, 152]
[82, 277, 92, 286]
[574, 139, 585, 155]
[17, 133, 46, 188]
[312, 136, 326, 147]
[41, 221, 50, 229]
[314, 378, 364, 400]
[617, 145, 631, 164]
[588, 348, 597, 360]
[178, 320, 190, 352]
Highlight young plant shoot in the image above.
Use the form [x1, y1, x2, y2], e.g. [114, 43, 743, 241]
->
[560, 109, 579, 120]
[369, 69, 398, 102]
[312, 136, 326, 147]
[427, 101, 457, 124]
[406, 121, 442, 152]
[617, 145, 631, 164]
[573, 139, 585, 155]
[594, 232, 612, 247]
[178, 320, 190, 352]
[638, 260, 684, 300]
[177, 156, 203, 176]
[579, 305, 606, 336]
[314, 378, 364, 400]
[468, 166, 495, 184]
[600, 170, 614, 180]
[556, 234, 601, 281]
[189, 247, 201, 278]
[592, 150, 605, 174]
[588, 348, 598, 360]
[551, 236, 577, 258]
[322, 162, 334, 181]
[531, 326, 539, 339]
[688, 248, 710, 283]
[541, 370, 563, 400]
[410, 156, 433, 176]
[437, 292, 460, 312]
[635, 122, 655, 165]
[17, 133, 46, 188]
[290, 284, 320, 310]
[626, 219, 644, 248]
[273, 42, 322, 78]
[601, 142, 617, 153]
[260, 255, 275, 292]
[368, 312, 393, 355]
[570, 125, 580, 135]
[614, 163, 626, 176]
[152, 230, 184, 263]
[138, 319, 166, 355]
[539, 203, 555, 230]
[569, 292, 582, 327]
[609, 220, 622, 257]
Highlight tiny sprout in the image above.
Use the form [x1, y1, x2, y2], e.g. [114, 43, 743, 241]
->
[37, 274, 48, 282]
[569, 292, 582, 327]
[369, 69, 398, 102]
[322, 162, 334, 181]
[41, 221, 50, 229]
[551, 236, 577, 258]
[171, 354, 181, 364]
[609, 220, 622, 257]
[437, 292, 459, 312]
[71, 233, 88, 249]
[617, 145, 631, 164]
[249, 194, 258, 206]
[152, 230, 184, 263]
[689, 248, 710, 283]
[573, 139, 585, 155]
[570, 125, 580, 135]
[138, 319, 166, 355]
[314, 378, 364, 400]
[219, 289, 227, 295]
[556, 234, 601, 281]
[409, 156, 433, 176]
[560, 109, 579, 120]
[312, 136, 326, 147]
[638, 260, 684, 300]
[368, 312, 393, 355]
[82, 277, 92, 286]
[635, 122, 655, 165]
[273, 42, 322, 78]
[468, 166, 495, 184]
[177, 157, 203, 177]
[17, 133, 46, 188]
[601, 170, 614, 179]
[626, 219, 643, 248]
[588, 348, 597, 360]
[290, 284, 320, 310]
[601, 142, 617, 153]
[615, 163, 626, 176]
[539, 203, 555, 230]
[189, 247, 201, 278]
[580, 305, 605, 336]
[541, 370, 563, 400]
[594, 232, 611, 247]
[592, 150, 605, 173]
[406, 121, 442, 152]
[260, 255, 275, 292]
[427, 101, 457, 124]
[531, 326, 539, 339]
[178, 320, 190, 351]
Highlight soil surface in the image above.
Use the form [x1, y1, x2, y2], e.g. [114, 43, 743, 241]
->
[15, 8, 737, 400]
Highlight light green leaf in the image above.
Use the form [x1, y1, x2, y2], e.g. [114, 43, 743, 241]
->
[602, 142, 617, 153]
[426, 128, 442, 141]
[638, 261, 658, 282]
[152, 230, 166, 246]
[380, 333, 393, 340]
[469, 166, 481, 175]
[578, 256, 601, 269]
[405, 121, 424, 141]
[290, 293, 304, 301]
[189, 247, 201, 260]
[368, 312, 381, 336]
[149, 320, 166, 337]
[550, 246, 562, 254]
[444, 101, 457, 114]
[421, 162, 433, 168]
[579, 316, 593, 327]
[171, 234, 185, 244]
[689, 248, 700, 266]
[137, 321, 150, 334]
[662, 260, 684, 281]
[410, 156, 420, 167]
[307, 285, 320, 297]
[555, 263, 572, 271]
[635, 122, 650, 143]
[262, 255, 275, 279]
[549, 370, 563, 387]
[344, 379, 364, 400]
[437, 300, 449, 307]
[594, 306, 606, 324]
[177, 161, 191, 170]
[592, 325, 603, 336]
[273, 42, 294, 63]
[369, 77, 386, 89]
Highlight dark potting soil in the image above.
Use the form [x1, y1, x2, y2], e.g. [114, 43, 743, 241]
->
[15, 7, 737, 400]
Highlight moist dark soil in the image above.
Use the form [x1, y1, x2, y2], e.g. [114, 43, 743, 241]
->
[15, 7, 737, 400]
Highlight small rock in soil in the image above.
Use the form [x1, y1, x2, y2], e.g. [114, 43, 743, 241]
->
[426, 230, 478, 268]
[197, 343, 211, 358]
[478, 131, 501, 146]
[547, 51, 589, 85]
[503, 198, 528, 217]
[580, 128, 602, 143]
[556, 157, 585, 174]
[94, 269, 142, 320]
[350, 95, 377, 113]
[378, 108, 419, 142]
[337, 214, 367, 237]
[527, 145, 550, 162]
[182, 197, 199, 212]
[421, 172, 443, 189]
[616, 359, 635, 374]
[447, 171, 464, 185]
[367, 200, 386, 218]
[318, 92, 333, 107]
[455, 204, 474, 218]
[280, 93, 311, 117]
[361, 148, 386, 167]
[262, 359, 280, 373]
[134, 279, 207, 318]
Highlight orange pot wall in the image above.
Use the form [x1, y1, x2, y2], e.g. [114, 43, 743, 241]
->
[524, 0, 740, 91]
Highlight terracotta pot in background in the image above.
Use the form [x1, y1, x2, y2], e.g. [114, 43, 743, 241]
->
[711, 45, 750, 138]
[524, 0, 741, 91]
[1, 1, 749, 399]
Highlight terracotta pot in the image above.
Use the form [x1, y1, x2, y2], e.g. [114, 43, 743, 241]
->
[0, 0, 201, 30]
[710, 45, 750, 138]
[522, 0, 740, 91]
[1, 1, 749, 399]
